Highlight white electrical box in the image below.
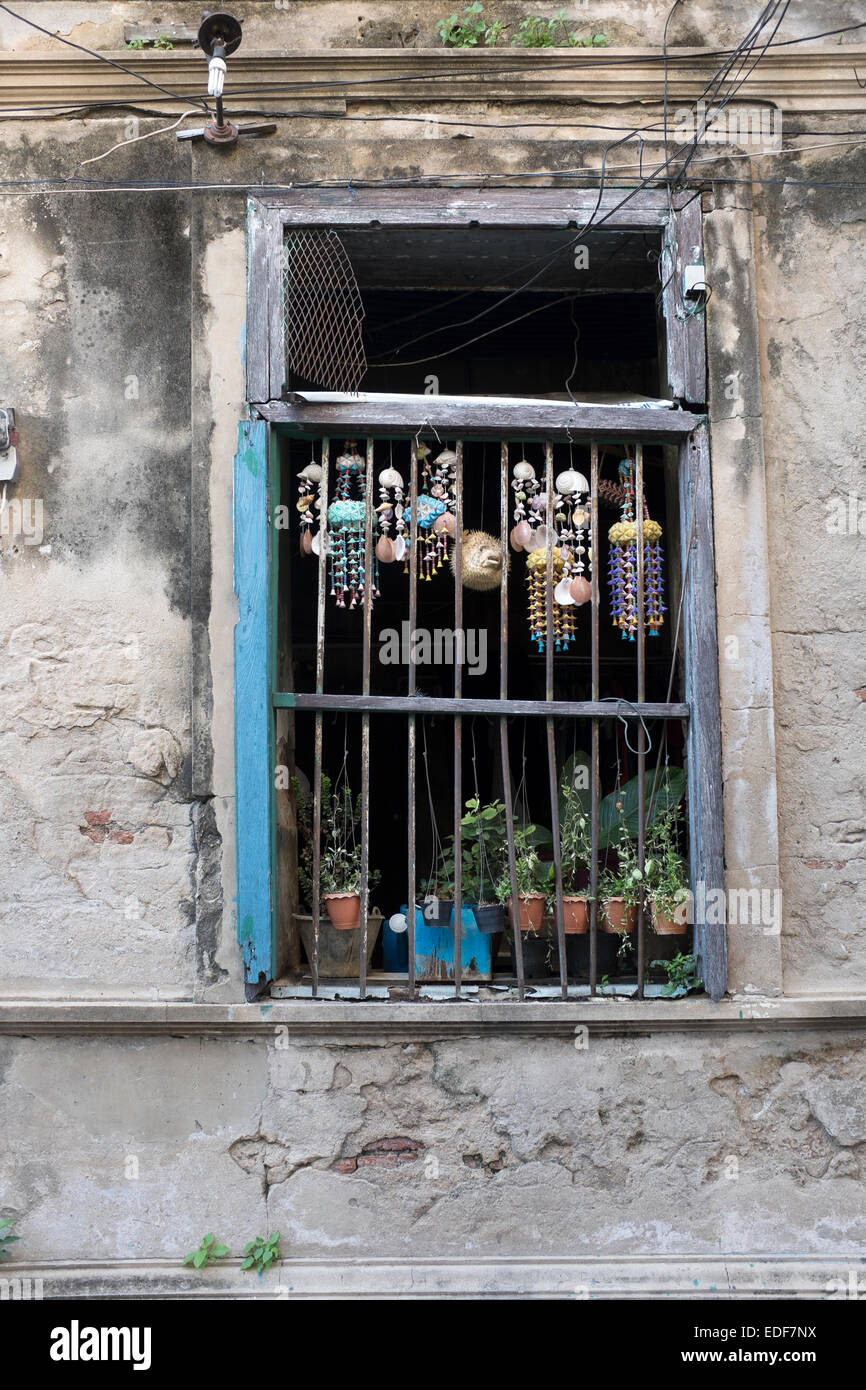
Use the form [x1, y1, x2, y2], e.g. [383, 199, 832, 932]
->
[0, 407, 18, 482]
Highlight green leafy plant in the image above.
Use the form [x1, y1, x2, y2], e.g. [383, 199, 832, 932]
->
[599, 811, 643, 910]
[511, 11, 607, 47]
[0, 1217, 19, 1259]
[651, 951, 701, 997]
[439, 796, 509, 904]
[320, 779, 366, 896]
[558, 766, 593, 895]
[495, 824, 545, 904]
[183, 1233, 229, 1269]
[558, 752, 686, 849]
[242, 1231, 281, 1274]
[437, 2, 503, 47]
[644, 806, 689, 923]
[124, 36, 174, 49]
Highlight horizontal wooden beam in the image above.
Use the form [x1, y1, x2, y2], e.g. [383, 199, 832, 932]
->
[1, 47, 864, 113]
[256, 395, 702, 441]
[275, 693, 690, 719]
[269, 187, 684, 228]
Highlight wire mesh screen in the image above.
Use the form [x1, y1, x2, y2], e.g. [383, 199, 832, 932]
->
[282, 229, 367, 394]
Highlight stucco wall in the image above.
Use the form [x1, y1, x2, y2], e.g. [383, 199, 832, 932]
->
[1, 0, 865, 1292]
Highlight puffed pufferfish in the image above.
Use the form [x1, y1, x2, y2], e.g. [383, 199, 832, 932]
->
[449, 531, 509, 591]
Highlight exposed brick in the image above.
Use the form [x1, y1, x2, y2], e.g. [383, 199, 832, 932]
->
[108, 830, 134, 844]
[84, 811, 111, 826]
[330, 1157, 357, 1174]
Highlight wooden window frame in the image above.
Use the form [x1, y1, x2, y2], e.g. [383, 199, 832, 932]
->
[236, 191, 723, 1003]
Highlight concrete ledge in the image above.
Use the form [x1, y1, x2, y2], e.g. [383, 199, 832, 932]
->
[1, 995, 866, 1037]
[5, 1254, 865, 1300]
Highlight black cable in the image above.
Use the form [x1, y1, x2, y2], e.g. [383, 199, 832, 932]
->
[0, 2, 210, 111]
[0, 16, 863, 116]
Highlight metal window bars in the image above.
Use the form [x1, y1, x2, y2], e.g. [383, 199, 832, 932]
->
[276, 431, 695, 1001]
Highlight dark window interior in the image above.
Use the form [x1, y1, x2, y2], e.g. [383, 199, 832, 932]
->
[277, 223, 690, 988]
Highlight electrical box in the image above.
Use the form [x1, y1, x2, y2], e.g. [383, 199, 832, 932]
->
[0, 407, 18, 483]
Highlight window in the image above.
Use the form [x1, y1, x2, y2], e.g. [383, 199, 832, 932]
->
[236, 192, 724, 1003]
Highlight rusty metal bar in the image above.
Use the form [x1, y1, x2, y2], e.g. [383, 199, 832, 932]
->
[635, 442, 647, 998]
[311, 435, 329, 997]
[589, 441, 600, 996]
[407, 438, 418, 998]
[499, 439, 525, 999]
[281, 693, 688, 719]
[544, 440, 567, 1000]
[358, 436, 374, 1000]
[453, 440, 464, 997]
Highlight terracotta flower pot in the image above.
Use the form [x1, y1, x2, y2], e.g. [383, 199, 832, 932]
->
[508, 894, 546, 933]
[651, 905, 687, 936]
[323, 892, 362, 931]
[562, 896, 589, 934]
[600, 898, 637, 934]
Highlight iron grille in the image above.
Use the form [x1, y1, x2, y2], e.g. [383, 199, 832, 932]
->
[282, 229, 367, 394]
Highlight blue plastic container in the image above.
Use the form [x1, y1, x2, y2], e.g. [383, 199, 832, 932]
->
[401, 904, 495, 983]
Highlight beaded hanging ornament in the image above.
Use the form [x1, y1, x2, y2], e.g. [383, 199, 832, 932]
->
[403, 446, 457, 580]
[510, 457, 592, 653]
[326, 440, 379, 610]
[297, 450, 323, 556]
[607, 457, 666, 639]
[375, 451, 407, 566]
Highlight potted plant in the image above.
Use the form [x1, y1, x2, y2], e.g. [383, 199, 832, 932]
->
[644, 807, 689, 936]
[598, 814, 641, 935]
[556, 775, 593, 933]
[435, 796, 508, 933]
[497, 825, 546, 932]
[319, 779, 378, 930]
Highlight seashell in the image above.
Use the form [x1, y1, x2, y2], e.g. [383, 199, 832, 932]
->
[530, 495, 547, 513]
[434, 449, 458, 467]
[441, 511, 456, 536]
[299, 463, 322, 483]
[526, 524, 550, 552]
[513, 460, 536, 482]
[376, 535, 396, 563]
[378, 467, 403, 489]
[297, 495, 314, 510]
[300, 529, 313, 556]
[430, 483, 445, 498]
[375, 501, 393, 514]
[311, 531, 328, 556]
[388, 912, 408, 934]
[554, 577, 575, 606]
[556, 469, 588, 496]
[393, 535, 407, 561]
[570, 576, 592, 604]
[512, 520, 533, 549]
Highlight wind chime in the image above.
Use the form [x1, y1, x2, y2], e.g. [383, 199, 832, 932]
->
[510, 457, 592, 653]
[374, 453, 407, 566]
[297, 440, 379, 610]
[607, 457, 666, 639]
[403, 445, 458, 580]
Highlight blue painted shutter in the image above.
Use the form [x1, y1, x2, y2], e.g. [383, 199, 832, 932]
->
[234, 418, 274, 998]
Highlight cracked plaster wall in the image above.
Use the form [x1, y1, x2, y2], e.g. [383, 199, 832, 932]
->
[4, 1031, 866, 1264]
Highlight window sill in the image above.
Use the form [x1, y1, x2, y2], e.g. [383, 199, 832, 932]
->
[2, 995, 866, 1037]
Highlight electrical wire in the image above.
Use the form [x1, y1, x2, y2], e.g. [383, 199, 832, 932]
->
[73, 109, 202, 169]
[0, 16, 864, 118]
[0, 2, 210, 111]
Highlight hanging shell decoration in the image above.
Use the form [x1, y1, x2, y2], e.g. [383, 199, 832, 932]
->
[607, 458, 666, 639]
[511, 457, 592, 653]
[403, 447, 458, 580]
[325, 440, 378, 610]
[375, 459, 407, 567]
